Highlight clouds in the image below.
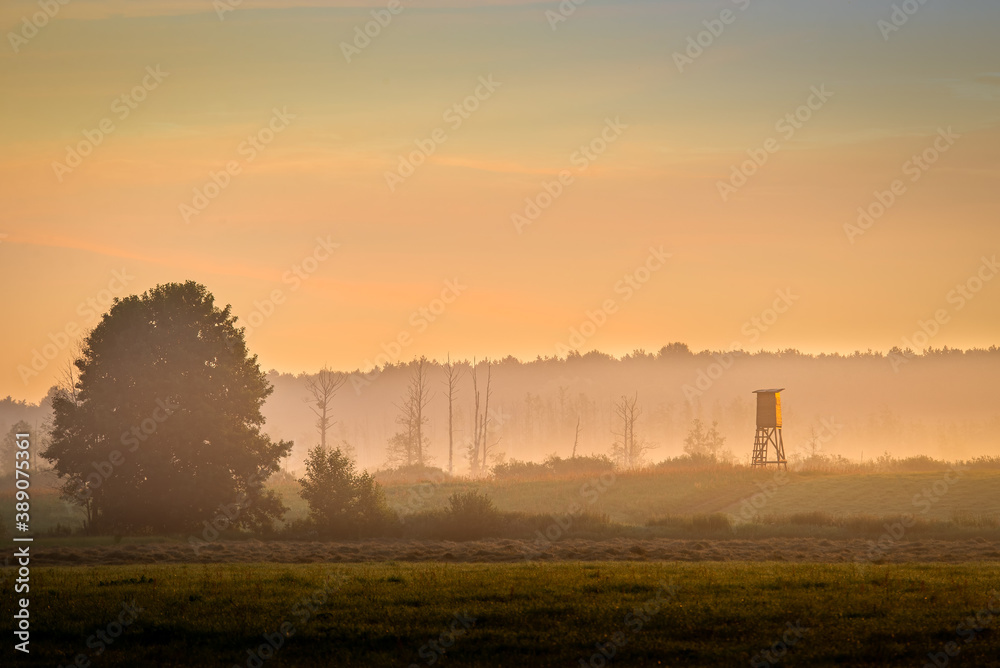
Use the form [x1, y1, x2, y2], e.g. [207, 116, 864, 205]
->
[2, 0, 999, 401]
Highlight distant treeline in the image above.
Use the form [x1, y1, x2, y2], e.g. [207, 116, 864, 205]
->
[4, 344, 999, 477]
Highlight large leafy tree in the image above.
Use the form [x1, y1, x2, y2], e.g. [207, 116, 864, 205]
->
[43, 281, 292, 534]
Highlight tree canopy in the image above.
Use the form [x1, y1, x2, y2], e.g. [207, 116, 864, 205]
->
[43, 281, 291, 533]
[298, 445, 394, 537]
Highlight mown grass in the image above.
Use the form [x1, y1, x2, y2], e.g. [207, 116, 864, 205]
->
[2, 562, 998, 666]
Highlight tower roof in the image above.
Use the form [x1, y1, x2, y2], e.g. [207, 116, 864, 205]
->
[752, 388, 784, 394]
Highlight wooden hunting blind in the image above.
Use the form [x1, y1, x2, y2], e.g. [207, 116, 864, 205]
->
[751, 389, 787, 469]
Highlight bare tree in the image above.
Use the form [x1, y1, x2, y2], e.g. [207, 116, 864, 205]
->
[682, 418, 726, 460]
[468, 358, 500, 476]
[387, 357, 432, 467]
[305, 366, 346, 450]
[571, 416, 581, 459]
[442, 354, 464, 476]
[611, 393, 651, 469]
[59, 353, 81, 405]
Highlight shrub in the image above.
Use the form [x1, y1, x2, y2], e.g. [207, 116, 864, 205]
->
[491, 455, 615, 481]
[654, 454, 737, 471]
[962, 456, 1000, 470]
[691, 513, 733, 532]
[444, 490, 504, 539]
[548, 454, 616, 476]
[952, 513, 1000, 529]
[374, 464, 450, 486]
[789, 511, 837, 526]
[648, 513, 733, 534]
[298, 446, 397, 538]
[401, 490, 531, 540]
[492, 459, 550, 481]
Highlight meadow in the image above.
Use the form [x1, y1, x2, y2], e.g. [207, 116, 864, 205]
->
[2, 466, 999, 666]
[5, 464, 1000, 543]
[2, 562, 998, 667]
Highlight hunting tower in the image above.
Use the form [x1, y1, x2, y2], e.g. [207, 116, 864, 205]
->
[751, 388, 787, 469]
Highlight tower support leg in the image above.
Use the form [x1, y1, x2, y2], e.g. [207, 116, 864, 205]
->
[751, 427, 787, 469]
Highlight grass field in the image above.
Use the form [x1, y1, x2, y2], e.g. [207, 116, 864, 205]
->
[2, 467, 999, 666]
[5, 467, 1000, 544]
[379, 468, 1000, 525]
[2, 562, 998, 667]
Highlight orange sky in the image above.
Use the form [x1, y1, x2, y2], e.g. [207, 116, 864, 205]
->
[2, 0, 998, 401]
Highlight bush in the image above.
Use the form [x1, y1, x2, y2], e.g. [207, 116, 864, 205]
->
[654, 454, 736, 471]
[962, 456, 1000, 470]
[492, 459, 550, 481]
[374, 464, 450, 486]
[298, 446, 398, 538]
[789, 511, 837, 526]
[548, 455, 616, 476]
[952, 513, 1000, 528]
[857, 452, 951, 473]
[691, 513, 733, 532]
[491, 455, 615, 481]
[402, 493, 620, 541]
[442, 490, 505, 539]
[648, 513, 733, 534]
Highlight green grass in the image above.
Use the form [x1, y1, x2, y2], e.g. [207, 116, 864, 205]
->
[2, 562, 999, 666]
[377, 468, 1000, 525]
[7, 468, 1000, 543]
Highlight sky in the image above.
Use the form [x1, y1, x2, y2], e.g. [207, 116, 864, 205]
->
[1, 0, 998, 402]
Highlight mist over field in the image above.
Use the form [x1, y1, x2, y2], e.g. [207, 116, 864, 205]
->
[3, 0, 1000, 665]
[4, 346, 998, 477]
[259, 347, 1000, 471]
